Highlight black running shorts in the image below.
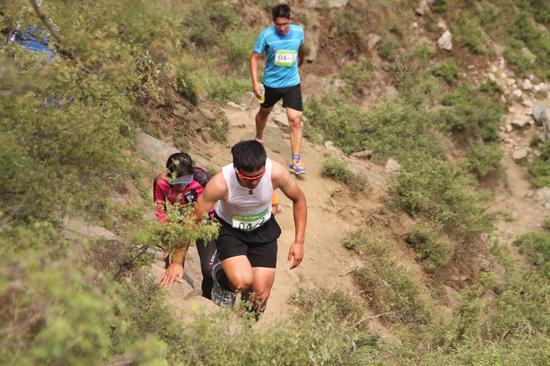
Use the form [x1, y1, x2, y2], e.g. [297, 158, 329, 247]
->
[214, 214, 281, 268]
[261, 84, 303, 112]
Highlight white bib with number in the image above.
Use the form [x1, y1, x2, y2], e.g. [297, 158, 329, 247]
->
[231, 207, 271, 232]
[274, 50, 297, 67]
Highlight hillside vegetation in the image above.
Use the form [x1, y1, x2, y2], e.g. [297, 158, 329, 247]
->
[1, 0, 549, 364]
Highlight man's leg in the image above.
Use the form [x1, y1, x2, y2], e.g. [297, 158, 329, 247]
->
[221, 255, 254, 292]
[286, 107, 305, 172]
[250, 267, 276, 314]
[255, 106, 273, 143]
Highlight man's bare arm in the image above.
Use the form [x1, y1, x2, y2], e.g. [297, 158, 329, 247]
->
[249, 52, 262, 98]
[272, 161, 307, 268]
[195, 172, 228, 222]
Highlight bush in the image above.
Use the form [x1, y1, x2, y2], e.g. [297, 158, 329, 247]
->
[321, 156, 367, 192]
[528, 140, 550, 188]
[353, 238, 433, 324]
[408, 221, 456, 271]
[438, 84, 505, 142]
[431, 60, 461, 85]
[464, 142, 504, 179]
[514, 232, 550, 278]
[206, 75, 249, 104]
[453, 15, 486, 54]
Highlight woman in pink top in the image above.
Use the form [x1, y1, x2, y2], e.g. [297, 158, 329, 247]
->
[155, 152, 216, 299]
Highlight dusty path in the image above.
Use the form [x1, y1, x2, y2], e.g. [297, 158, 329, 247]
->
[221, 103, 366, 324]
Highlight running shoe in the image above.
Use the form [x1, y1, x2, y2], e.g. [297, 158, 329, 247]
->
[211, 261, 235, 308]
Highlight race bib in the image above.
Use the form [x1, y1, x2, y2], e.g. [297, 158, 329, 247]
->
[274, 50, 297, 67]
[232, 208, 270, 232]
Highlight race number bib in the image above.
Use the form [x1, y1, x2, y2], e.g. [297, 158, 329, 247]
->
[232, 208, 270, 232]
[274, 50, 297, 67]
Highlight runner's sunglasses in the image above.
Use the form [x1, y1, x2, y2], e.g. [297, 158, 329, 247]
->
[234, 166, 265, 181]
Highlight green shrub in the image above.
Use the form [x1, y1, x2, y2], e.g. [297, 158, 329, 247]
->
[431, 60, 461, 84]
[514, 232, 550, 278]
[528, 140, 550, 188]
[408, 221, 456, 271]
[464, 142, 504, 179]
[223, 28, 256, 68]
[354, 239, 433, 324]
[340, 57, 373, 91]
[343, 229, 368, 253]
[393, 157, 493, 241]
[438, 84, 504, 142]
[206, 75, 249, 104]
[453, 15, 486, 54]
[321, 156, 367, 192]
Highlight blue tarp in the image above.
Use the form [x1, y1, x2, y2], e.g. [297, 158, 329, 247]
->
[13, 27, 55, 60]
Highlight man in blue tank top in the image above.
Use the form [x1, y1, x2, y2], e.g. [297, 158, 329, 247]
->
[250, 3, 307, 175]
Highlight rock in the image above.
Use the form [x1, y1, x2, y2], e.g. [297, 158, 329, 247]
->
[437, 19, 447, 30]
[511, 117, 530, 129]
[226, 101, 243, 110]
[63, 217, 120, 242]
[136, 132, 178, 166]
[525, 190, 534, 198]
[411, 22, 419, 28]
[366, 33, 382, 50]
[306, 0, 348, 8]
[512, 89, 523, 98]
[522, 99, 534, 108]
[512, 146, 529, 162]
[240, 92, 259, 110]
[437, 31, 452, 51]
[533, 105, 550, 125]
[351, 150, 373, 160]
[443, 285, 462, 308]
[505, 124, 513, 132]
[522, 79, 533, 91]
[273, 113, 288, 129]
[415, 0, 432, 15]
[199, 107, 216, 121]
[324, 140, 334, 149]
[534, 188, 550, 208]
[172, 104, 188, 118]
[384, 85, 399, 100]
[521, 47, 537, 64]
[384, 158, 401, 175]
[494, 263, 506, 279]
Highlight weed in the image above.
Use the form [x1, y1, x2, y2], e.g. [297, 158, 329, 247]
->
[321, 156, 368, 192]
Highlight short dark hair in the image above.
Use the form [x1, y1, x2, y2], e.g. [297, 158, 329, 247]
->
[272, 3, 291, 21]
[166, 152, 194, 177]
[231, 140, 266, 172]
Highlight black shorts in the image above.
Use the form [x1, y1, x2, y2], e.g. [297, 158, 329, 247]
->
[215, 214, 281, 268]
[261, 84, 303, 112]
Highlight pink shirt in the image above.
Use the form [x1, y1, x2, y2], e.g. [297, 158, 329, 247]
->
[153, 177, 206, 224]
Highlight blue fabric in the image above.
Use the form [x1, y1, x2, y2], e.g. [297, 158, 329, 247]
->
[253, 24, 304, 88]
[14, 28, 55, 61]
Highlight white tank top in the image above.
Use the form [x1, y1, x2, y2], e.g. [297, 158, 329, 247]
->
[215, 158, 273, 231]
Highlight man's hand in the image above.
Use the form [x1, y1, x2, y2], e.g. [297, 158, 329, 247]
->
[159, 262, 184, 289]
[252, 81, 262, 99]
[287, 242, 304, 270]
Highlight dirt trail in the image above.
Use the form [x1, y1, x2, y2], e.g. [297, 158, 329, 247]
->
[221, 104, 366, 324]
[490, 98, 550, 244]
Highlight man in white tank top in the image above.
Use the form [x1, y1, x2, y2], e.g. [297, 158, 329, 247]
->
[195, 140, 307, 316]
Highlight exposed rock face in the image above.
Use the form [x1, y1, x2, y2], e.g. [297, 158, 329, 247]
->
[305, 0, 349, 8]
[384, 158, 401, 176]
[512, 146, 529, 162]
[415, 0, 433, 15]
[534, 188, 550, 209]
[136, 132, 179, 166]
[437, 31, 452, 51]
[351, 150, 373, 160]
[366, 33, 382, 50]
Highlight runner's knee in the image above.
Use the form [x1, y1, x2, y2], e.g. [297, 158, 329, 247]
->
[230, 272, 254, 291]
[288, 116, 302, 129]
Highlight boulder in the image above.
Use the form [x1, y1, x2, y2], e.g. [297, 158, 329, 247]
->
[351, 150, 373, 160]
[366, 33, 382, 50]
[199, 107, 216, 121]
[512, 146, 529, 162]
[437, 31, 452, 51]
[511, 116, 530, 129]
[534, 188, 550, 209]
[306, 0, 348, 8]
[384, 158, 401, 175]
[442, 285, 462, 308]
[136, 132, 178, 166]
[533, 105, 550, 126]
[415, 0, 432, 15]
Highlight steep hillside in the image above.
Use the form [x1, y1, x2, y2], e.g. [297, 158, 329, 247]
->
[1, 0, 550, 364]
